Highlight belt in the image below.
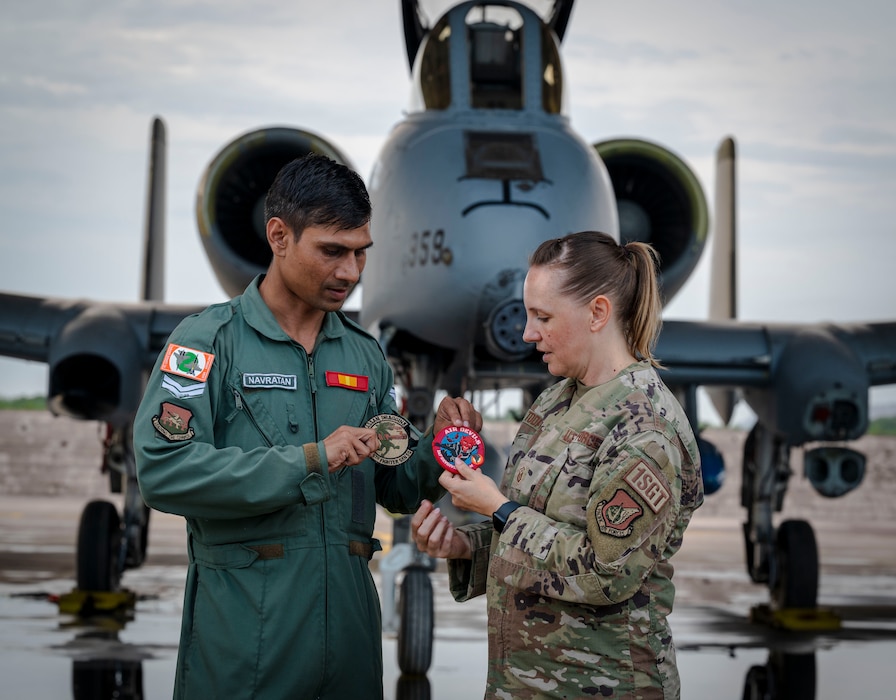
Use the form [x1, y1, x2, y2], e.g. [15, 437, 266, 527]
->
[189, 537, 376, 565]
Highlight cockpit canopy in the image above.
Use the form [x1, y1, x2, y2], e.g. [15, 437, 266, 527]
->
[409, 2, 565, 114]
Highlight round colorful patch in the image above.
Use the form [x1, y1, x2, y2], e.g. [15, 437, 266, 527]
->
[365, 413, 413, 466]
[432, 426, 486, 473]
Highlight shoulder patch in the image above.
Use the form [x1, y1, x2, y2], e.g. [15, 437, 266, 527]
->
[151, 402, 196, 442]
[161, 343, 214, 382]
[595, 489, 643, 537]
[623, 460, 671, 513]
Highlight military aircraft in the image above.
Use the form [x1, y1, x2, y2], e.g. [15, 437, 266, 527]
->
[1, 0, 895, 676]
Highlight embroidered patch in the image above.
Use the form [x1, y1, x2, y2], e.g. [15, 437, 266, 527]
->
[161, 344, 214, 382]
[561, 428, 603, 450]
[151, 402, 196, 442]
[365, 413, 413, 466]
[325, 371, 369, 391]
[595, 489, 643, 538]
[161, 375, 206, 399]
[242, 373, 298, 390]
[432, 426, 485, 473]
[521, 410, 543, 429]
[623, 461, 671, 513]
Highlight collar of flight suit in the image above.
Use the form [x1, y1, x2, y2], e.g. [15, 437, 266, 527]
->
[240, 275, 348, 344]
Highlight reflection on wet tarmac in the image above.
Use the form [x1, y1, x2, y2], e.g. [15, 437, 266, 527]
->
[3, 576, 896, 699]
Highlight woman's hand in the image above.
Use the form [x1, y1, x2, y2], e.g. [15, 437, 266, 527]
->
[439, 459, 508, 518]
[410, 500, 472, 560]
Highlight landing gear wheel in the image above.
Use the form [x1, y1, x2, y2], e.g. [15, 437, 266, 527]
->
[397, 566, 434, 675]
[76, 500, 124, 591]
[771, 519, 818, 609]
[741, 665, 768, 700]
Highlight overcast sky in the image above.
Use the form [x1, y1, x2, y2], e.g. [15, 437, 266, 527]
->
[1, 0, 895, 416]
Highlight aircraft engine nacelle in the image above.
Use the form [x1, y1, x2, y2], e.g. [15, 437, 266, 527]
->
[804, 446, 866, 498]
[196, 127, 354, 297]
[594, 139, 709, 303]
[47, 305, 144, 427]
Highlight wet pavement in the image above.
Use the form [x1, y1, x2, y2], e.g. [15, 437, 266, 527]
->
[2, 495, 896, 699]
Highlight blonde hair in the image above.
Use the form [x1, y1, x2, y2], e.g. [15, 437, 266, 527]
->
[529, 231, 664, 367]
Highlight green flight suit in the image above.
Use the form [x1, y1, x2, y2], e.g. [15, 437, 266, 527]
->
[448, 362, 703, 699]
[134, 276, 444, 700]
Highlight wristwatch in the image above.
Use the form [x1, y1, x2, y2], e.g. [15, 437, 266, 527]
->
[492, 501, 522, 533]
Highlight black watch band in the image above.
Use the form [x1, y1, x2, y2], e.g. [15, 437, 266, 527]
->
[492, 501, 522, 533]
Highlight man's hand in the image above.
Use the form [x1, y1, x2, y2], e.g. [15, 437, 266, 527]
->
[410, 500, 472, 560]
[322, 426, 380, 473]
[433, 396, 483, 435]
[439, 459, 507, 518]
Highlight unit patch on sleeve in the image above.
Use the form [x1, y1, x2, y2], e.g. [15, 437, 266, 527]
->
[161, 344, 214, 382]
[623, 460, 671, 513]
[152, 402, 196, 442]
[325, 371, 369, 392]
[595, 489, 643, 538]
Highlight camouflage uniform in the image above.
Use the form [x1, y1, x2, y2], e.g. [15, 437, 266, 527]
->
[448, 362, 703, 699]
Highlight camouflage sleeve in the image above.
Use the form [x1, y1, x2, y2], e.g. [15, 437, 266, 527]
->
[447, 521, 494, 602]
[489, 430, 683, 606]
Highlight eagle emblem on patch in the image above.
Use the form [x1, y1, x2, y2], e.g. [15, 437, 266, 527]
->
[152, 402, 196, 442]
[596, 489, 643, 537]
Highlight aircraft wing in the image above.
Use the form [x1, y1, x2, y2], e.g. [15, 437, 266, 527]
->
[657, 318, 896, 443]
[0, 291, 202, 426]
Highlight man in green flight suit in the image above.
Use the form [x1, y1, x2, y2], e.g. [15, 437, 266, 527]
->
[134, 154, 481, 699]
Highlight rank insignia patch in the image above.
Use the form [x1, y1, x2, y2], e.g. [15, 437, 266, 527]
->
[161, 344, 214, 382]
[162, 375, 206, 399]
[595, 489, 643, 538]
[365, 414, 413, 466]
[152, 402, 196, 442]
[623, 461, 671, 513]
[325, 371, 369, 391]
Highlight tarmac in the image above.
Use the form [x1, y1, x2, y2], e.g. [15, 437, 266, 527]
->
[2, 412, 896, 699]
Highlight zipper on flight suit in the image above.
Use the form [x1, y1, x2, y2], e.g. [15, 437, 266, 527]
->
[229, 387, 273, 448]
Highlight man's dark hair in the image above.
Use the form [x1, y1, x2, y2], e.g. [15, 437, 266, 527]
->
[264, 153, 371, 239]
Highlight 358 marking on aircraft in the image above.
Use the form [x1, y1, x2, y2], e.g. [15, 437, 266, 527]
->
[407, 229, 452, 267]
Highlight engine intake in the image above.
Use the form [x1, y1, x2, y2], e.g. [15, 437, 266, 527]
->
[594, 138, 708, 303]
[196, 127, 354, 297]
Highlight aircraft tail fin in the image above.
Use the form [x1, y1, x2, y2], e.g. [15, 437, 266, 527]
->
[140, 116, 167, 302]
[709, 137, 737, 320]
[707, 136, 738, 424]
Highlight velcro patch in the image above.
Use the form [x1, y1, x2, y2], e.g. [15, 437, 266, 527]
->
[162, 375, 206, 399]
[623, 461, 671, 513]
[595, 489, 643, 538]
[325, 371, 369, 391]
[161, 344, 214, 382]
[152, 402, 196, 442]
[243, 373, 297, 390]
[561, 428, 603, 450]
[521, 410, 543, 429]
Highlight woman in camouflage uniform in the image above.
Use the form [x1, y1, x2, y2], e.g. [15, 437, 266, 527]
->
[412, 231, 703, 699]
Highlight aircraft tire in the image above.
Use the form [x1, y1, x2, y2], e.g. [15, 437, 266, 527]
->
[741, 664, 768, 700]
[76, 500, 123, 592]
[397, 566, 434, 676]
[771, 519, 818, 609]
